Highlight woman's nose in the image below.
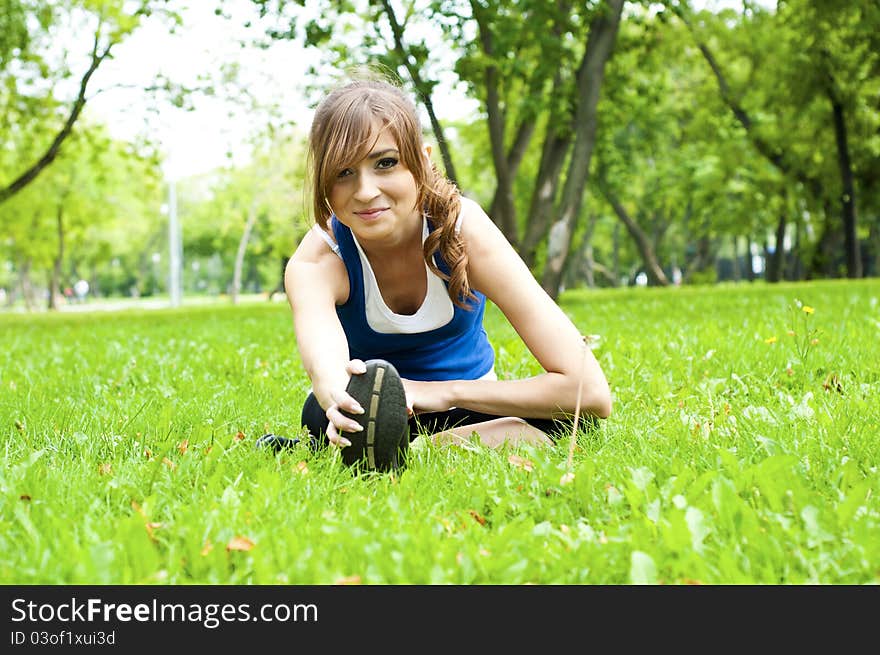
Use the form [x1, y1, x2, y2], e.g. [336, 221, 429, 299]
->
[353, 170, 379, 201]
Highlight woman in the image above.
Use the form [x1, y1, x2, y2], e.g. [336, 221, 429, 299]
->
[260, 77, 611, 471]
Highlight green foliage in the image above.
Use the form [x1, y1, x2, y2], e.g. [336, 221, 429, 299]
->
[4, 0, 880, 305]
[1, 279, 878, 583]
[0, 122, 164, 300]
[175, 129, 308, 296]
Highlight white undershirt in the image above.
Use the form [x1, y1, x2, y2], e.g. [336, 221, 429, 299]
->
[316, 208, 497, 381]
[351, 217, 454, 334]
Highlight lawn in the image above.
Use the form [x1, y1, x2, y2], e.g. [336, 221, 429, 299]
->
[1, 279, 878, 584]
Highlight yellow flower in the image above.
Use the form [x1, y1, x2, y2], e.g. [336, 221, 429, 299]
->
[764, 336, 777, 344]
[802, 305, 815, 314]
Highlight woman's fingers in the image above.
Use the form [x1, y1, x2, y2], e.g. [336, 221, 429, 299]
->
[325, 392, 361, 445]
[345, 359, 367, 375]
[325, 412, 353, 448]
[330, 387, 364, 417]
[324, 360, 369, 448]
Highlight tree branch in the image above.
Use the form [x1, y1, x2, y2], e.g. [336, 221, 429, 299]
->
[378, 0, 459, 185]
[0, 32, 113, 204]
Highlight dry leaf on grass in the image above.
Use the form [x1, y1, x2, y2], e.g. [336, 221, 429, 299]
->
[226, 536, 255, 552]
[507, 454, 534, 472]
[335, 575, 362, 585]
[145, 522, 163, 540]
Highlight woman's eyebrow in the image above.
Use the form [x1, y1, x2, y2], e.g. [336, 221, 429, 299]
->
[367, 148, 399, 160]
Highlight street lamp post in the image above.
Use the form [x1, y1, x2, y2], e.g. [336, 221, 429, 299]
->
[168, 179, 182, 307]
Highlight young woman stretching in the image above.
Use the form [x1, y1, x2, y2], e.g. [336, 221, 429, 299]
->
[260, 77, 611, 471]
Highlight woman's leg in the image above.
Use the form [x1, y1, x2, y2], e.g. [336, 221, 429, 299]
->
[300, 392, 329, 448]
[305, 392, 586, 451]
[411, 407, 576, 446]
[430, 416, 554, 448]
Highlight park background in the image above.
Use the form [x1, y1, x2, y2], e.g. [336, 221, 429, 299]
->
[1, 0, 878, 586]
[2, 0, 877, 310]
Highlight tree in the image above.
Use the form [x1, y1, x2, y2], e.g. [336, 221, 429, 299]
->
[0, 1, 180, 205]
[1, 122, 163, 308]
[667, 0, 879, 279]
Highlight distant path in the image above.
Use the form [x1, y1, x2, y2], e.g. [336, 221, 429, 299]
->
[3, 294, 287, 314]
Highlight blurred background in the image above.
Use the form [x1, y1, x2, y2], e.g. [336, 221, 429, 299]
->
[1, 0, 877, 312]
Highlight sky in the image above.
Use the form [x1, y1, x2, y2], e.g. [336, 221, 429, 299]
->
[87, 1, 320, 181]
[86, 0, 475, 182]
[85, 0, 755, 182]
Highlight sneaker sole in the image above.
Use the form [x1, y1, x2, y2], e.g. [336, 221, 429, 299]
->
[340, 359, 409, 471]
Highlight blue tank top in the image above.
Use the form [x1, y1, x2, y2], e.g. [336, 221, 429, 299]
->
[332, 216, 495, 382]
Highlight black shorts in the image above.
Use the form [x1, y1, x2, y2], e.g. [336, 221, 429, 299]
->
[300, 392, 589, 445]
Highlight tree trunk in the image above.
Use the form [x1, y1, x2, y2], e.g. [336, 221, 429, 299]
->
[474, 1, 563, 245]
[806, 198, 837, 278]
[790, 216, 803, 281]
[612, 222, 620, 284]
[828, 88, 861, 278]
[473, 2, 519, 244]
[19, 259, 36, 311]
[683, 235, 712, 283]
[584, 243, 595, 288]
[520, 84, 571, 268]
[598, 179, 669, 286]
[868, 220, 879, 277]
[378, 0, 458, 186]
[49, 205, 65, 310]
[745, 236, 756, 281]
[562, 213, 599, 289]
[486, 117, 537, 246]
[540, 0, 625, 299]
[731, 235, 741, 282]
[232, 199, 259, 305]
[766, 211, 787, 283]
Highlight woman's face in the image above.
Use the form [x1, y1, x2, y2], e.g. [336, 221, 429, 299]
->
[327, 122, 421, 245]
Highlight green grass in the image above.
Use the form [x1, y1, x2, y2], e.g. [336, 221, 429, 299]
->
[1, 279, 878, 584]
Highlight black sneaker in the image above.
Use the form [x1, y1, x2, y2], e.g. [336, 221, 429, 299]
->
[339, 359, 409, 472]
[256, 433, 301, 453]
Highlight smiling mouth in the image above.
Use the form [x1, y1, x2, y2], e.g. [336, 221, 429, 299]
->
[354, 208, 388, 220]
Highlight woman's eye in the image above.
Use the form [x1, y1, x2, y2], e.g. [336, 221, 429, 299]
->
[376, 157, 398, 170]
[337, 168, 353, 179]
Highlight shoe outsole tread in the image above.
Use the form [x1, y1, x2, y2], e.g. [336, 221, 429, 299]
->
[340, 359, 409, 472]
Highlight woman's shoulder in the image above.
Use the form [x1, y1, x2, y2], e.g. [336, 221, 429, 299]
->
[456, 195, 493, 235]
[292, 225, 341, 264]
[286, 226, 349, 303]
[457, 195, 509, 250]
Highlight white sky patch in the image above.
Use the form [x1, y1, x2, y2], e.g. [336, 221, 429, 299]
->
[88, 0, 319, 180]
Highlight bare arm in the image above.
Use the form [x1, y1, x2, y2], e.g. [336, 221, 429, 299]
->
[285, 229, 367, 444]
[406, 198, 611, 419]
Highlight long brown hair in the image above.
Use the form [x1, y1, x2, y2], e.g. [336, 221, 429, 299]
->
[308, 77, 476, 308]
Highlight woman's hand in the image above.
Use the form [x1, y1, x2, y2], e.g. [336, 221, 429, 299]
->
[401, 378, 451, 415]
[323, 359, 368, 448]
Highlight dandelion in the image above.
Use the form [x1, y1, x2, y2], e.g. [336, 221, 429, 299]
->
[802, 305, 815, 314]
[764, 336, 777, 344]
